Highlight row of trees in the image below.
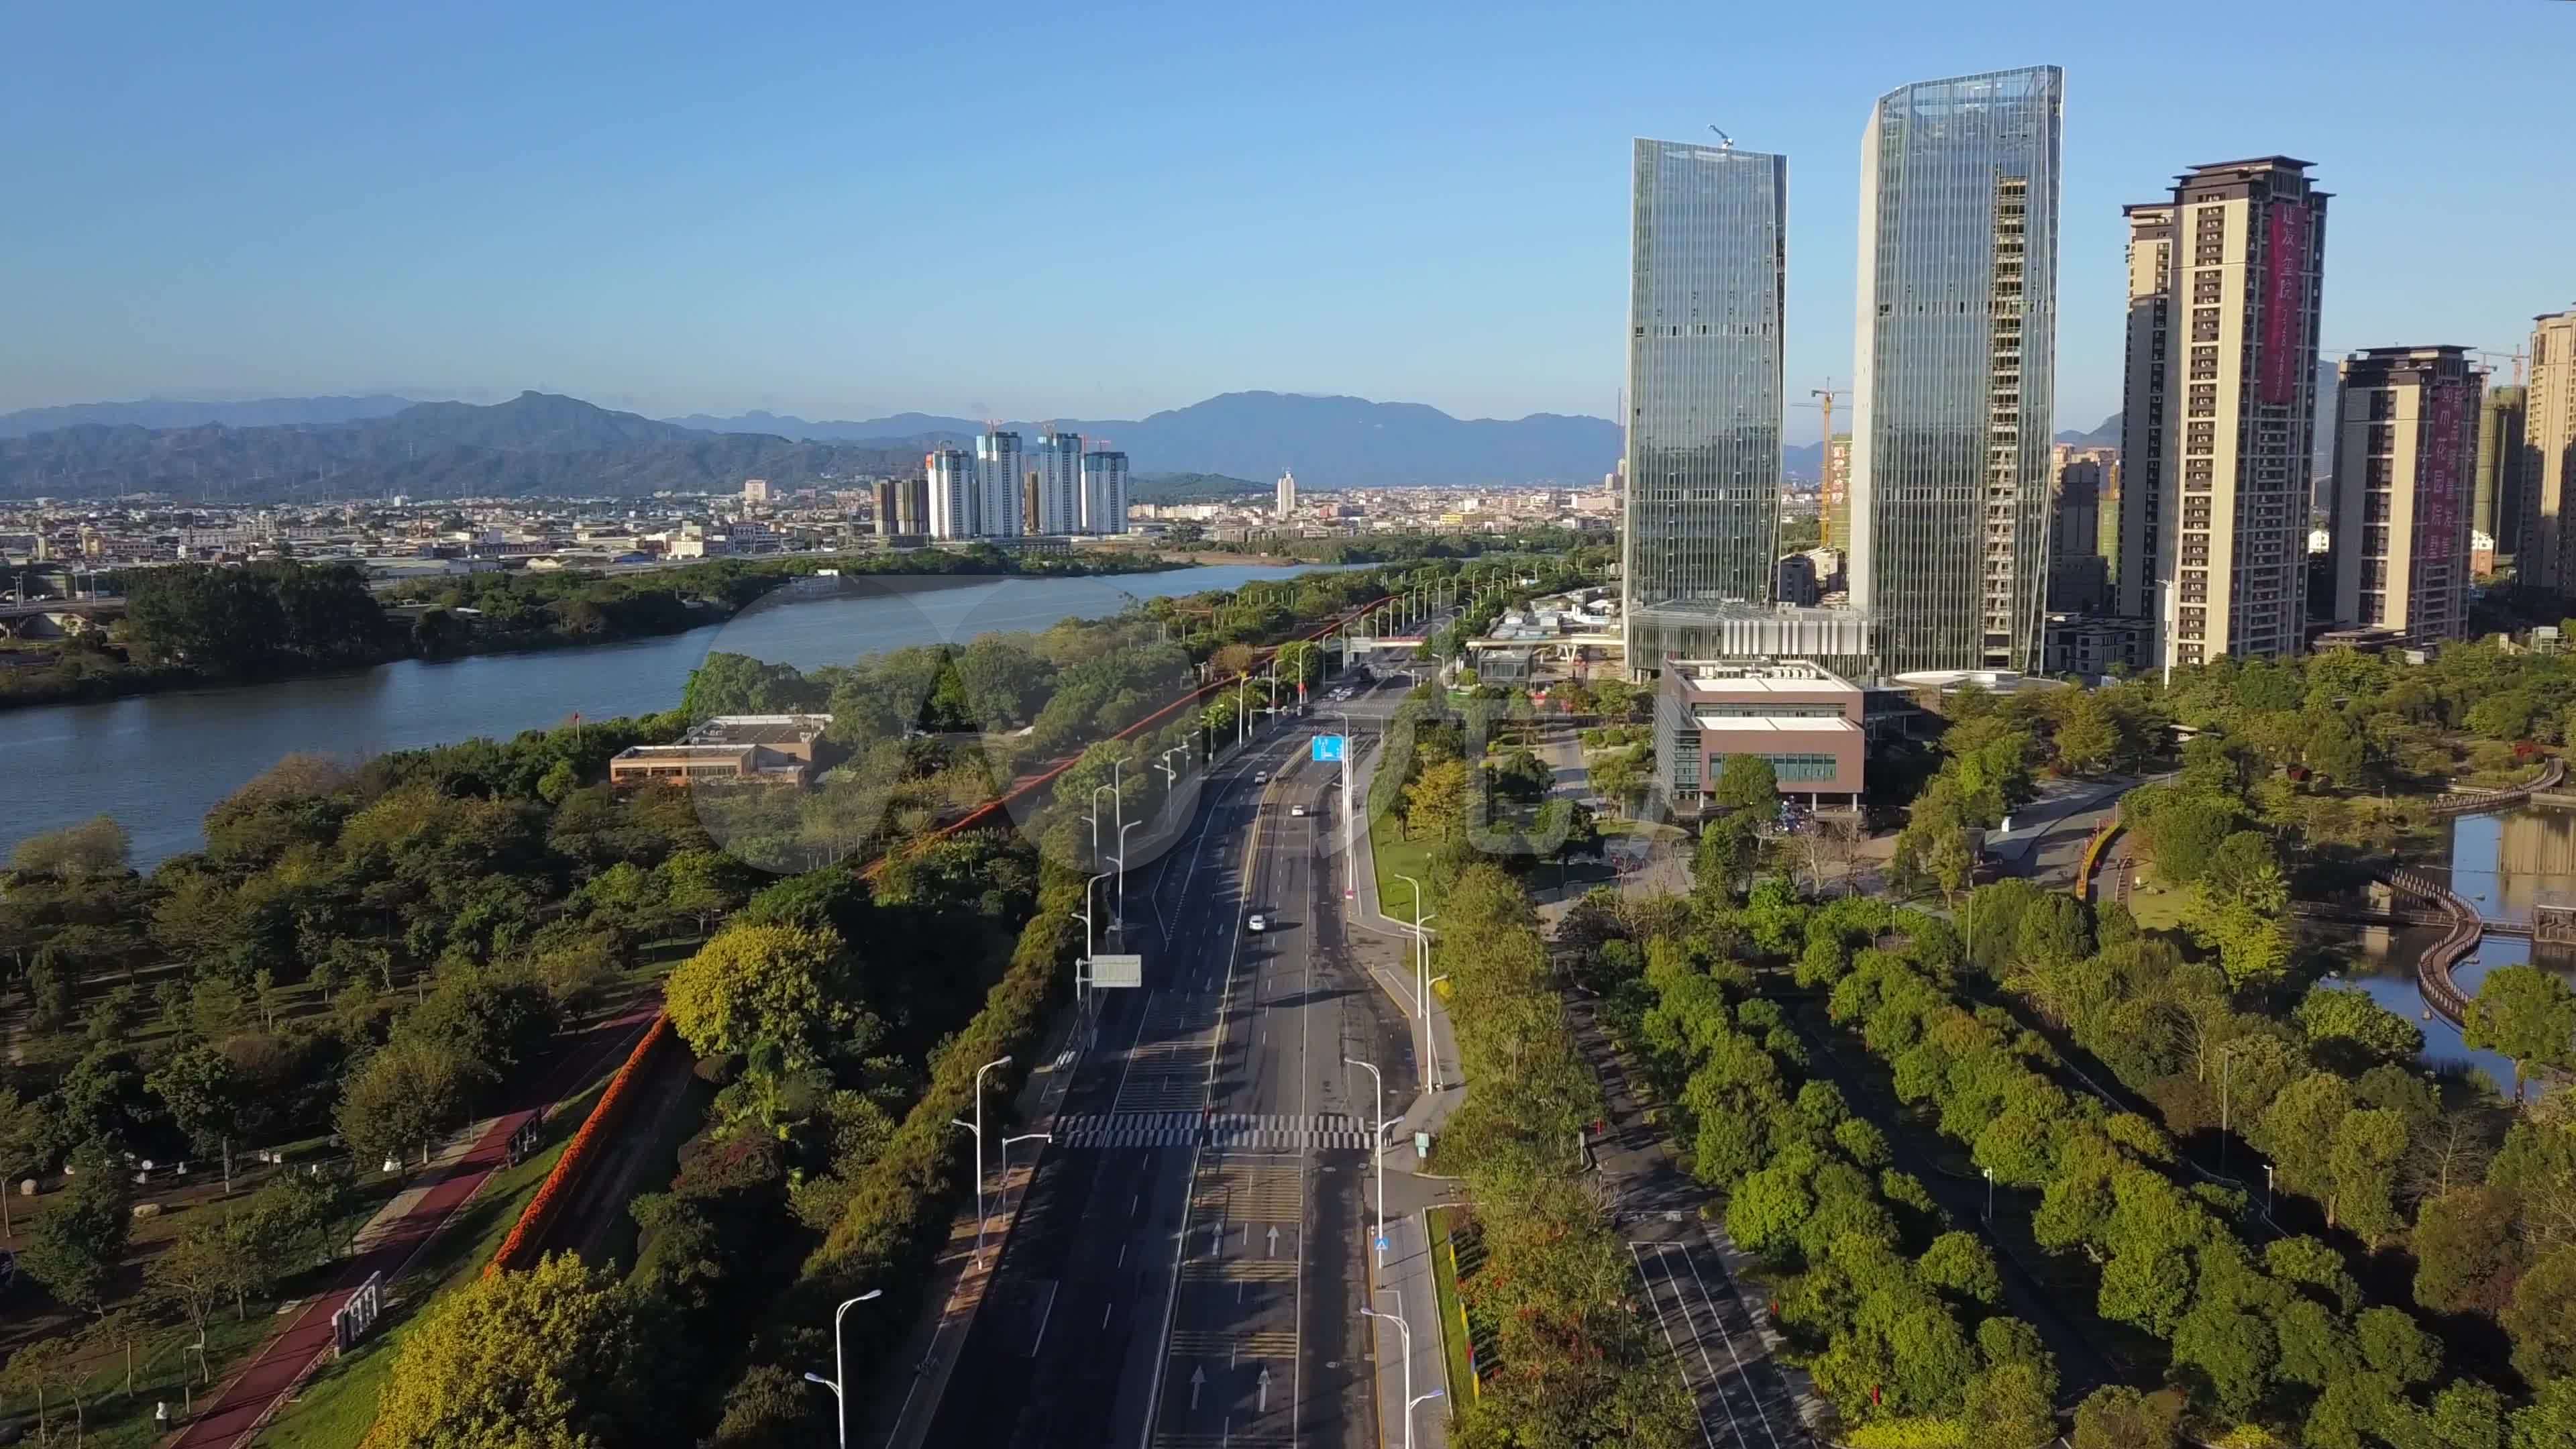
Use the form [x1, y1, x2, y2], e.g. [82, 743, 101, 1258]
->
[1433, 865, 1702, 1446]
[1806, 888, 2569, 1447]
[1587, 887, 2064, 1441]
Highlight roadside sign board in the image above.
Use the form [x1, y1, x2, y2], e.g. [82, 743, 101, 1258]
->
[1311, 735, 1346, 763]
[1089, 954, 1145, 989]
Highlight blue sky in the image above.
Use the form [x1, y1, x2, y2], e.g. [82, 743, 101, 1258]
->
[3, 0, 2567, 439]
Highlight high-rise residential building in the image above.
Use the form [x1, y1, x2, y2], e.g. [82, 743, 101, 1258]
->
[975, 429, 1024, 538]
[2327, 346, 2478, 645]
[1276, 470, 1298, 519]
[2049, 445, 2116, 612]
[872, 478, 898, 537]
[1081, 447, 1130, 535]
[925, 448, 976, 539]
[1821, 433, 1852, 551]
[1031, 432, 1084, 535]
[2114, 203, 2175, 620]
[2476, 384, 2530, 555]
[2122, 158, 2330, 669]
[2525, 309, 2576, 591]
[1621, 137, 1788, 667]
[741, 478, 771, 511]
[1847, 66, 2063, 676]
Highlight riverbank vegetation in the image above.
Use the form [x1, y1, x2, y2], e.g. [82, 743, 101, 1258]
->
[3, 553, 1595, 1441]
[0, 543, 1181, 711]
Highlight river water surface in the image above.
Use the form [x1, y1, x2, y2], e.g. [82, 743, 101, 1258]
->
[3, 564, 1342, 867]
[2327, 808, 2576, 1091]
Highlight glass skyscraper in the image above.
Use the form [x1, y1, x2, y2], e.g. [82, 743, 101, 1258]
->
[1623, 138, 1786, 666]
[1847, 66, 2061, 676]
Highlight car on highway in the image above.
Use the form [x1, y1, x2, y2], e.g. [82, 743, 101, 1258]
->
[1254, 771, 1269, 783]
[1246, 913, 1267, 932]
[1290, 803, 1307, 817]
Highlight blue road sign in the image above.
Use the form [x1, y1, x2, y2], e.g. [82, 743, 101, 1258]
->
[1375, 1234, 1389, 1254]
[1311, 734, 1347, 763]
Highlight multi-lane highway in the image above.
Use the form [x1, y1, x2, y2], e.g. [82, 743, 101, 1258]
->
[919, 714, 1415, 1449]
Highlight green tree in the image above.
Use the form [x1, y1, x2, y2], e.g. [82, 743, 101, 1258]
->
[2072, 1384, 2183, 1449]
[2328, 1108, 2412, 1245]
[2055, 693, 2118, 775]
[2463, 964, 2576, 1099]
[372, 1252, 667, 1448]
[150, 1216, 259, 1332]
[336, 1037, 472, 1169]
[665, 922, 872, 1070]
[9, 815, 131, 879]
[2296, 985, 2427, 1069]
[1963, 1362, 2057, 1449]
[2505, 1244, 2576, 1386]
[0, 1085, 47, 1236]
[1710, 754, 1780, 814]
[1917, 1231, 2003, 1307]
[2414, 1186, 2520, 1316]
[1405, 758, 1474, 843]
[2306, 710, 2367, 784]
[659, 848, 753, 934]
[147, 1044, 249, 1165]
[21, 1168, 132, 1313]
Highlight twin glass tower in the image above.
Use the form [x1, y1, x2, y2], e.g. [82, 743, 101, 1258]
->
[1624, 65, 2063, 678]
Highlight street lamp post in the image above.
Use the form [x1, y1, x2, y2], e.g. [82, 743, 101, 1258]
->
[979, 1131, 1053, 1262]
[948, 1055, 1014, 1261]
[800, 1288, 882, 1449]
[1982, 1166, 1994, 1222]
[1344, 1056, 1386, 1263]
[1114, 818, 1141, 936]
[1362, 1300, 1443, 1449]
[1394, 873, 1438, 1091]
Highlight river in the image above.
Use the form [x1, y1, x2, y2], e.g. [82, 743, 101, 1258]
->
[2326, 807, 2576, 1091]
[2, 563, 1346, 868]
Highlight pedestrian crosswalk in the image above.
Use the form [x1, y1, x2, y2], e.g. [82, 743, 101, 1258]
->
[1055, 1111, 1371, 1151]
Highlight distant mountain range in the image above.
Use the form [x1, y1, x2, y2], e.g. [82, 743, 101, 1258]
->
[0, 392, 924, 502]
[664, 391, 1621, 490]
[0, 388, 1622, 500]
[0, 394, 418, 439]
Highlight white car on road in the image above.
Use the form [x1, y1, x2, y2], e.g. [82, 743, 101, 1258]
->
[1246, 914, 1268, 933]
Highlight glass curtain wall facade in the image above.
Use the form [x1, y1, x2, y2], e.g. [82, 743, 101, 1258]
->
[1848, 66, 2062, 676]
[1622, 140, 1786, 667]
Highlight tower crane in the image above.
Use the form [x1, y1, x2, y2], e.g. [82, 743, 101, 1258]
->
[1794, 380, 1851, 549]
[2473, 350, 2530, 388]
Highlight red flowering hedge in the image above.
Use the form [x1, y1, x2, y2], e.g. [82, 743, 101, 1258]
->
[486, 1012, 673, 1277]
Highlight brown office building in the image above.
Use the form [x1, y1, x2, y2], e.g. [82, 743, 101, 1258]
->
[2118, 158, 2330, 669]
[2525, 309, 2576, 591]
[1652, 659, 1864, 814]
[608, 714, 832, 788]
[2326, 347, 2479, 647]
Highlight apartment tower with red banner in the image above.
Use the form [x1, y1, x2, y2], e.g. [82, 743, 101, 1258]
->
[2326, 345, 2481, 647]
[2121, 157, 2330, 672]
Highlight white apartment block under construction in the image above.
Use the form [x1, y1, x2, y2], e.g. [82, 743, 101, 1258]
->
[2120, 158, 2330, 670]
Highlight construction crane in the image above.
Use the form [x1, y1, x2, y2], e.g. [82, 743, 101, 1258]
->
[1794, 380, 1851, 548]
[1707, 125, 1733, 150]
[2473, 349, 2530, 388]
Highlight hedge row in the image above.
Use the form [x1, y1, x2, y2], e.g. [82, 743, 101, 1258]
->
[486, 1013, 674, 1276]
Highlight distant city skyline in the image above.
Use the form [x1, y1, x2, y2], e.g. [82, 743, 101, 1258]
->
[4, 3, 2569, 438]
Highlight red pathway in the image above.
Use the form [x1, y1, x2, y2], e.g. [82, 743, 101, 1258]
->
[164, 1005, 659, 1449]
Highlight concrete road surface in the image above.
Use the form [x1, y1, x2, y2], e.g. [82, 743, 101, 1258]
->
[917, 720, 1413, 1449]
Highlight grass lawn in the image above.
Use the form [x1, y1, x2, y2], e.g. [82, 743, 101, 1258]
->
[255, 1072, 614, 1449]
[1426, 1206, 1481, 1403]
[2126, 878, 2194, 932]
[1373, 828, 1438, 923]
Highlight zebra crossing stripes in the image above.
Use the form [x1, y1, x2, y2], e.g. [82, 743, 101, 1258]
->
[1055, 1111, 1371, 1151]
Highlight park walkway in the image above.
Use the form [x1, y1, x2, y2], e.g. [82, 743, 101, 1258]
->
[160, 1003, 658, 1449]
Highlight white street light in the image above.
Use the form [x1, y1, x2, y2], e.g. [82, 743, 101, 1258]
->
[1344, 1056, 1387, 1263]
[802, 1287, 882, 1448]
[1362, 1299, 1433, 1449]
[978, 1132, 1053, 1263]
[1395, 873, 1438, 1091]
[1114, 818, 1142, 937]
[949, 1055, 1015, 1263]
